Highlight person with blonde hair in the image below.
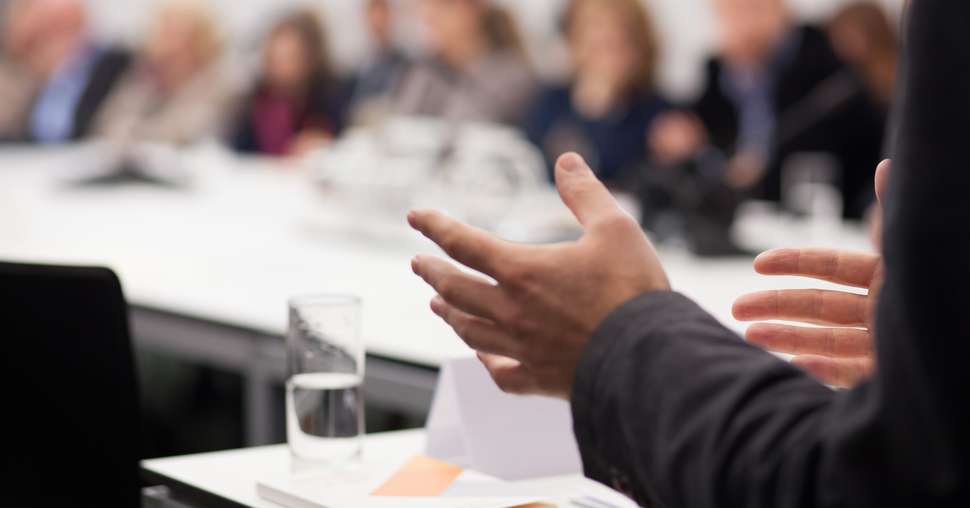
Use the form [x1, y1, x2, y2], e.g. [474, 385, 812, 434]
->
[393, 0, 535, 125]
[524, 0, 669, 186]
[94, 0, 236, 146]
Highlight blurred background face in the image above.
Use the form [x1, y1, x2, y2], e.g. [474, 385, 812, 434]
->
[2, 0, 32, 62]
[265, 27, 312, 93]
[145, 5, 218, 88]
[7, 0, 87, 76]
[568, 1, 640, 89]
[418, 0, 484, 54]
[366, 0, 394, 46]
[3, 0, 85, 65]
[713, 0, 789, 67]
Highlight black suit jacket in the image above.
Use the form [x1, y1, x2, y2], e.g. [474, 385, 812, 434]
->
[692, 26, 885, 219]
[70, 48, 130, 140]
[572, 2, 970, 506]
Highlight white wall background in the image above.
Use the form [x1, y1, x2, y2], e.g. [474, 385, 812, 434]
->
[83, 0, 905, 99]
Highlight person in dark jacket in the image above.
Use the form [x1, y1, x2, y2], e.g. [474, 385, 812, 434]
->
[12, 0, 130, 144]
[524, 0, 668, 187]
[406, 0, 970, 505]
[232, 11, 344, 158]
[655, 0, 886, 219]
[346, 0, 410, 127]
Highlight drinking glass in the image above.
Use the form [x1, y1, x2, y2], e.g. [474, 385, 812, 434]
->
[286, 295, 365, 468]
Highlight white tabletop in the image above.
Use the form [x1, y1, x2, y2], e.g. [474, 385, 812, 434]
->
[142, 430, 425, 508]
[0, 145, 874, 368]
[142, 429, 632, 508]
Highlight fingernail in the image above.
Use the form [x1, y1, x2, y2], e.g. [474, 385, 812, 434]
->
[560, 153, 585, 173]
[430, 295, 444, 314]
[410, 256, 421, 275]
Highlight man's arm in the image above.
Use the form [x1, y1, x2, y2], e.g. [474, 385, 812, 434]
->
[573, 292, 838, 507]
[572, 1, 970, 506]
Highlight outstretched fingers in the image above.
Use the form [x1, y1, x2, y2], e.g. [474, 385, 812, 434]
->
[477, 352, 537, 395]
[746, 323, 872, 357]
[429, 296, 521, 359]
[733, 289, 869, 327]
[408, 210, 507, 279]
[411, 255, 507, 322]
[792, 355, 875, 388]
[753, 248, 880, 288]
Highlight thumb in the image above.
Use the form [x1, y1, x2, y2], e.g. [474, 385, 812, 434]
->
[554, 152, 620, 227]
[874, 159, 891, 206]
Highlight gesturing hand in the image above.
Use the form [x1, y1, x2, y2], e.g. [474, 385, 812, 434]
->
[409, 153, 670, 400]
[732, 249, 882, 387]
[731, 160, 891, 388]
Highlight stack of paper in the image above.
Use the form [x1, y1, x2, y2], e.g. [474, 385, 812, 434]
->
[257, 454, 556, 508]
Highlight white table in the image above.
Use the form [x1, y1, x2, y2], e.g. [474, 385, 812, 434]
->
[0, 145, 873, 444]
[141, 429, 628, 508]
[142, 430, 425, 508]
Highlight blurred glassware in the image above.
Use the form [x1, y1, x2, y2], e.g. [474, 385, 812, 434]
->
[782, 152, 844, 240]
[287, 294, 365, 471]
[308, 116, 547, 233]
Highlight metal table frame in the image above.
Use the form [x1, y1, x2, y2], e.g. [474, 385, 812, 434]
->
[131, 306, 439, 446]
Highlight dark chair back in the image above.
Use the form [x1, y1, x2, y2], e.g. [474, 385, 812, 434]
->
[0, 262, 141, 507]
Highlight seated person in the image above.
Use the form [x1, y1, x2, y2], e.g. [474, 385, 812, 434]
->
[0, 0, 36, 140]
[15, 0, 131, 144]
[231, 10, 345, 158]
[524, 0, 669, 187]
[827, 1, 899, 109]
[92, 0, 235, 146]
[346, 0, 411, 127]
[393, 0, 536, 126]
[654, 0, 885, 219]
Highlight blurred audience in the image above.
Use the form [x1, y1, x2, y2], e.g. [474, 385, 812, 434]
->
[652, 0, 886, 220]
[232, 10, 345, 158]
[93, 1, 235, 146]
[14, 0, 131, 144]
[346, 0, 410, 127]
[828, 2, 899, 107]
[524, 0, 668, 187]
[394, 0, 536, 125]
[0, 0, 898, 227]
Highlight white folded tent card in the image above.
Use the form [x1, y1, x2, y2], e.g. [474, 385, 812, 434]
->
[426, 357, 583, 480]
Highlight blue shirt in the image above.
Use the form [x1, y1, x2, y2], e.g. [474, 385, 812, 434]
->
[29, 45, 102, 143]
[718, 29, 802, 160]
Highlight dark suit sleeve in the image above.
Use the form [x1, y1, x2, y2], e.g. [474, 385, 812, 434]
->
[571, 1, 970, 506]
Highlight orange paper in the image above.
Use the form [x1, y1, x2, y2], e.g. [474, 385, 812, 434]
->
[371, 455, 465, 497]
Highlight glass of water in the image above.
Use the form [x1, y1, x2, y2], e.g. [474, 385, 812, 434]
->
[286, 295, 365, 469]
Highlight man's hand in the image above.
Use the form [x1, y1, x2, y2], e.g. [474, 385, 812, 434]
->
[732, 248, 882, 387]
[409, 153, 670, 399]
[731, 160, 891, 388]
